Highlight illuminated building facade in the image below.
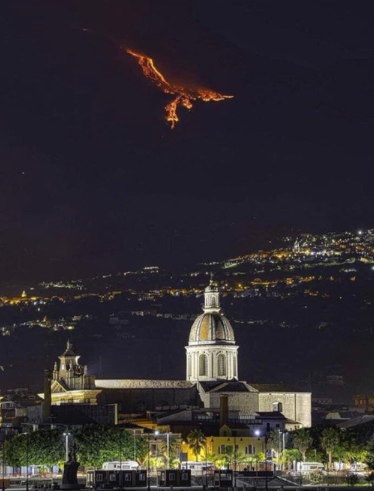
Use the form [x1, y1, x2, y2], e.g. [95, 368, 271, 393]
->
[50, 341, 100, 405]
[46, 282, 312, 428]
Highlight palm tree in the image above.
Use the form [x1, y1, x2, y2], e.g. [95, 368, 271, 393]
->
[270, 429, 282, 468]
[222, 447, 247, 470]
[160, 437, 181, 467]
[280, 449, 302, 471]
[187, 430, 206, 462]
[321, 427, 340, 471]
[293, 428, 313, 462]
[202, 449, 219, 466]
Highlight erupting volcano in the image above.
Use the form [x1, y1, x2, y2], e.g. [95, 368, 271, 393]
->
[126, 49, 233, 129]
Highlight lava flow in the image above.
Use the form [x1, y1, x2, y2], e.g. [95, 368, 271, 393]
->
[126, 49, 233, 129]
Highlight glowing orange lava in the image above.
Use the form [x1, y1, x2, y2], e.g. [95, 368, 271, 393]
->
[126, 49, 233, 128]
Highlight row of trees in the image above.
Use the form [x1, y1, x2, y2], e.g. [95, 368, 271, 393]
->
[3, 427, 264, 471]
[3, 427, 147, 469]
[4, 424, 374, 472]
[278, 425, 374, 470]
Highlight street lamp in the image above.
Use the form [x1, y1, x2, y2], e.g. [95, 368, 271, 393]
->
[63, 432, 70, 463]
[118, 429, 122, 470]
[205, 440, 208, 489]
[2, 438, 6, 491]
[26, 432, 29, 491]
[233, 432, 237, 489]
[166, 432, 170, 470]
[147, 433, 151, 491]
[133, 430, 136, 462]
[253, 429, 269, 491]
[147, 431, 160, 490]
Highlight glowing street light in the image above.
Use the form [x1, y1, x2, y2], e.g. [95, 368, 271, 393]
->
[63, 432, 71, 463]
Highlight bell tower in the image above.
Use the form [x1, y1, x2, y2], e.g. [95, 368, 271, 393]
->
[52, 340, 95, 391]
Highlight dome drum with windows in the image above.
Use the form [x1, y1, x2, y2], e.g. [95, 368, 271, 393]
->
[186, 280, 239, 383]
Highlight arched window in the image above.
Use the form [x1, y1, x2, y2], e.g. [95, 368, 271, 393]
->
[187, 355, 192, 378]
[218, 354, 226, 376]
[199, 354, 208, 376]
[233, 356, 237, 377]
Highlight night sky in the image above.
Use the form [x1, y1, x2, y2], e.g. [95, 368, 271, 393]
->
[1, 0, 374, 282]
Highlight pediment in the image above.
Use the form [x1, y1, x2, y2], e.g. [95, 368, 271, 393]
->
[51, 379, 69, 393]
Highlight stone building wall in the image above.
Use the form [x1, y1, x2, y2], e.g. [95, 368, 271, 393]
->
[258, 391, 311, 428]
[98, 386, 201, 413]
[200, 390, 259, 415]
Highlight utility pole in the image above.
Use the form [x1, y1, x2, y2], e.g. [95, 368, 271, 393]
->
[26, 432, 29, 491]
[2, 439, 5, 491]
[264, 432, 269, 491]
[147, 433, 150, 491]
[233, 432, 237, 489]
[119, 429, 122, 470]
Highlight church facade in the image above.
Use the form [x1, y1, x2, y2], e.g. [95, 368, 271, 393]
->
[46, 281, 312, 428]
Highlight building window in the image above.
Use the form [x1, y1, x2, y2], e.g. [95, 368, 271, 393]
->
[218, 445, 233, 454]
[272, 402, 283, 412]
[218, 354, 226, 376]
[233, 356, 237, 377]
[245, 445, 253, 454]
[199, 354, 208, 376]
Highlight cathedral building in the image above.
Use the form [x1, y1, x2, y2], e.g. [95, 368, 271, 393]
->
[45, 281, 312, 428]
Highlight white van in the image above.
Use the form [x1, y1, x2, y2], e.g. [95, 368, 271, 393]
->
[296, 462, 324, 474]
[102, 461, 139, 470]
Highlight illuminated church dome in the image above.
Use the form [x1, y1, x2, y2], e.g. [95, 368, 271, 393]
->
[186, 280, 239, 383]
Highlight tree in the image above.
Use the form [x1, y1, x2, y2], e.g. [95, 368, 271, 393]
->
[159, 436, 181, 468]
[321, 427, 341, 470]
[280, 449, 302, 471]
[220, 446, 246, 470]
[269, 429, 280, 467]
[292, 428, 313, 462]
[74, 425, 147, 468]
[201, 449, 219, 465]
[187, 430, 206, 462]
[5, 429, 64, 468]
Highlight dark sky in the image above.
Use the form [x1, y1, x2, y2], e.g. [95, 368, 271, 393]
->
[1, 0, 374, 282]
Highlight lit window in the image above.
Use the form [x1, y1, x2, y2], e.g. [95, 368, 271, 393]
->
[218, 354, 226, 376]
[199, 354, 208, 376]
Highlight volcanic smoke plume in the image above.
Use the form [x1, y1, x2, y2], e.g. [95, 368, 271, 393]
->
[126, 49, 233, 128]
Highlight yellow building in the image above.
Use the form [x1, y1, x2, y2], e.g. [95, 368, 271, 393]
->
[181, 425, 266, 463]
